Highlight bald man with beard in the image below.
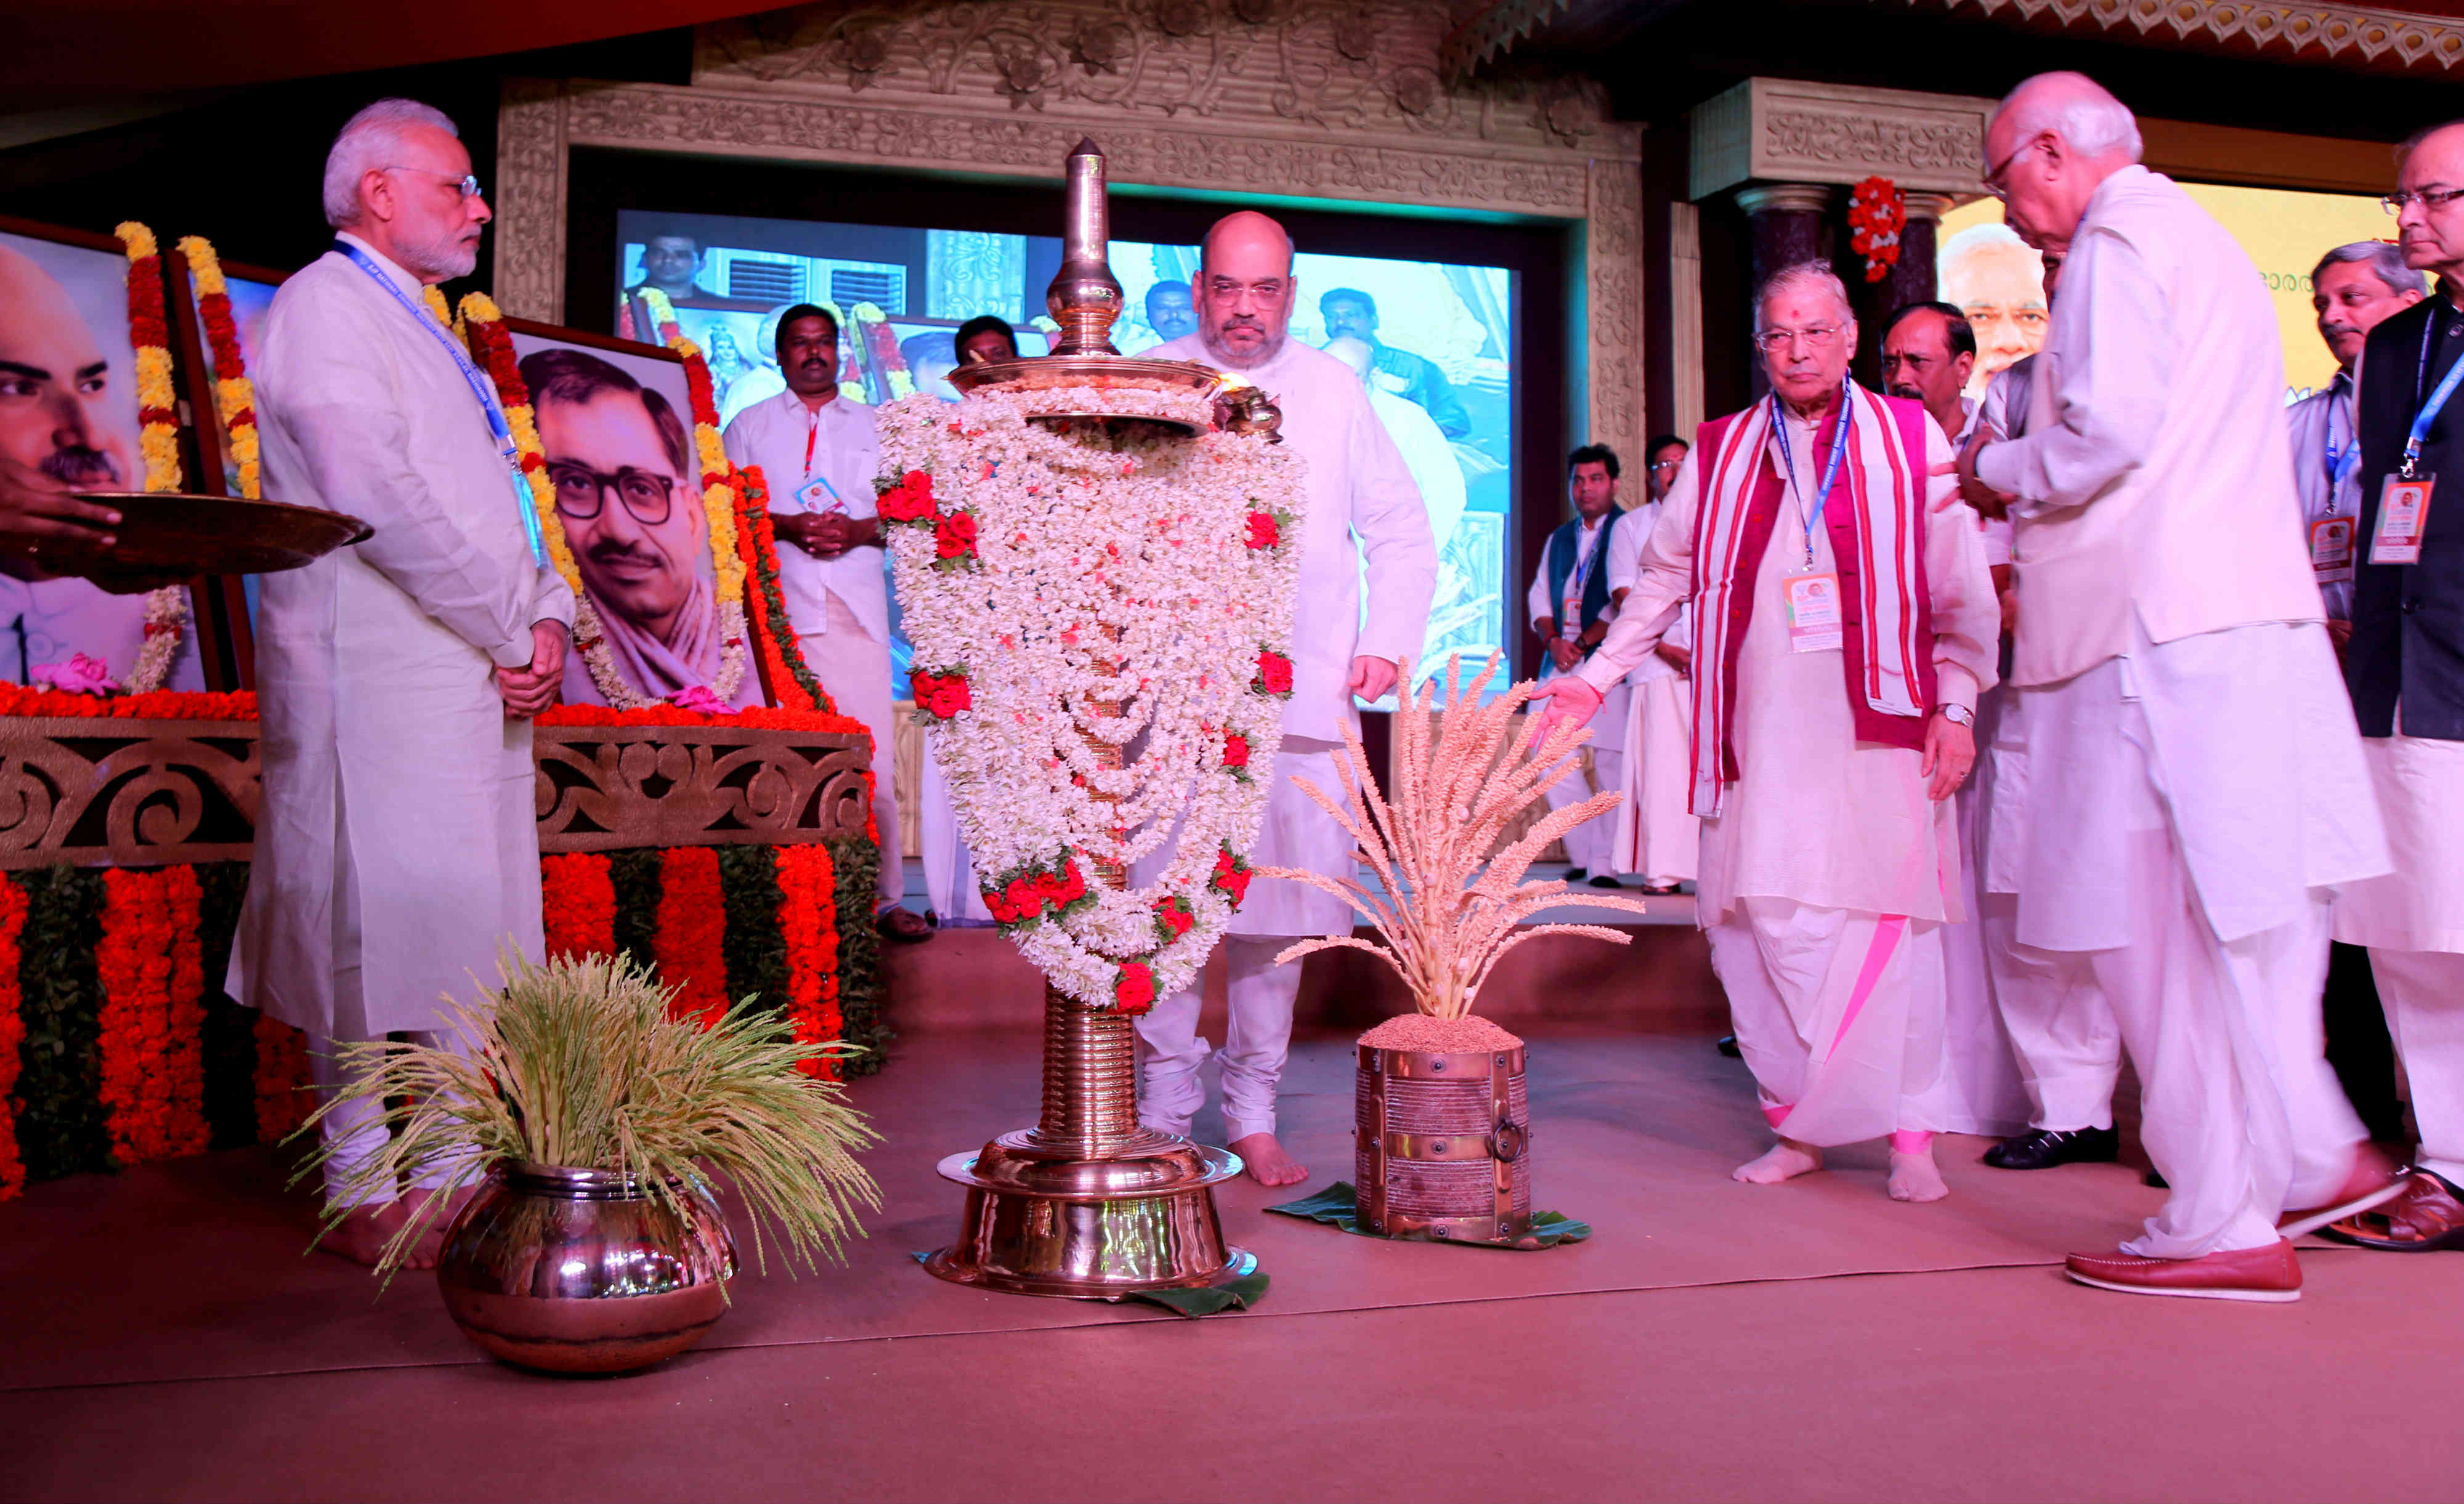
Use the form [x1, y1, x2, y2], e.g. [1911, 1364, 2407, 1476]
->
[0, 243, 203, 688]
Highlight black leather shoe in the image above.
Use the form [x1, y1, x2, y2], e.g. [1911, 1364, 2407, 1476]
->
[1716, 1034, 1741, 1058]
[1563, 867, 1589, 882]
[1983, 1125, 2120, 1170]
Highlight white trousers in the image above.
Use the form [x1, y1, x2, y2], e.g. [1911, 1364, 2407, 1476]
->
[1610, 671, 1700, 885]
[917, 745, 989, 923]
[310, 1029, 461, 1208]
[1135, 936, 1302, 1142]
[1707, 900, 1947, 1147]
[1542, 746, 1621, 873]
[2370, 948, 2464, 1185]
[1983, 894, 2123, 1131]
[800, 594, 900, 910]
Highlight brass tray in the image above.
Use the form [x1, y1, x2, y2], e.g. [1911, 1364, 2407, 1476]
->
[63, 491, 373, 576]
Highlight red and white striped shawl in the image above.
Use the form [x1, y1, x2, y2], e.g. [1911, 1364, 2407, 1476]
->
[1685, 384, 1937, 818]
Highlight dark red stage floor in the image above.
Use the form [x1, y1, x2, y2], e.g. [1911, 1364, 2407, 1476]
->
[2, 1021, 2451, 1503]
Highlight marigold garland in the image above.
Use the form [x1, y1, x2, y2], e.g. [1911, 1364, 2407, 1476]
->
[110, 222, 192, 695]
[0, 878, 27, 1200]
[652, 846, 731, 1027]
[459, 293, 750, 712]
[541, 852, 618, 961]
[775, 843, 845, 1081]
[94, 867, 209, 1165]
[175, 236, 262, 502]
[733, 465, 830, 713]
[0, 683, 253, 720]
[253, 1012, 312, 1144]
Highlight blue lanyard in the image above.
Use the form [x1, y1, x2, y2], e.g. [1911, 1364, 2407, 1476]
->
[2325, 379, 2361, 496]
[1770, 380, 1852, 567]
[1560, 516, 1609, 637]
[334, 241, 547, 565]
[2405, 310, 2464, 480]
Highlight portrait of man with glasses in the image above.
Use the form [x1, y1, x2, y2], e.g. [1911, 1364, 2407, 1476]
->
[519, 344, 764, 708]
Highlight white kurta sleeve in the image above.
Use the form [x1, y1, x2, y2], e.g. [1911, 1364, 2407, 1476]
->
[1526, 554, 1554, 631]
[1605, 506, 1648, 600]
[1974, 227, 2171, 512]
[272, 291, 556, 669]
[1575, 456, 1698, 693]
[1921, 418, 1999, 713]
[1348, 396, 1439, 666]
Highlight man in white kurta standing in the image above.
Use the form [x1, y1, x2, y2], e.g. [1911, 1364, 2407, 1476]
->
[1537, 262, 1999, 1203]
[722, 304, 930, 944]
[1961, 73, 2399, 1301]
[1528, 445, 1635, 887]
[1603, 436, 1700, 896]
[233, 99, 575, 1266]
[1137, 210, 1437, 1186]
[2328, 121, 2464, 1252]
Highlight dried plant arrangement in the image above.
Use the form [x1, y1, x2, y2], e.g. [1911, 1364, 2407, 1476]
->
[1261, 655, 1651, 1023]
[297, 952, 882, 1284]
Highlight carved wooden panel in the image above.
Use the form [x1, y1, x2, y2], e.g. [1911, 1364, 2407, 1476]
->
[1690, 78, 1998, 201]
[532, 722, 873, 852]
[0, 717, 261, 870]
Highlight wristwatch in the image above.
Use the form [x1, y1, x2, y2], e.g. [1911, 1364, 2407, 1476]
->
[1938, 703, 1974, 727]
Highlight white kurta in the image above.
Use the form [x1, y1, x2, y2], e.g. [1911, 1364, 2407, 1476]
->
[2284, 371, 2359, 623]
[1602, 501, 1696, 883]
[230, 237, 575, 1040]
[1529, 511, 1628, 873]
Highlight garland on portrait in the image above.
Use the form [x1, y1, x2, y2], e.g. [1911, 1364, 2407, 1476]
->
[98, 223, 190, 696]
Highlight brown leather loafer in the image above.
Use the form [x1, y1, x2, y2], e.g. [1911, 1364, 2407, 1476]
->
[2321, 1171, 2464, 1251]
[2279, 1144, 2409, 1239]
[2064, 1238, 2301, 1303]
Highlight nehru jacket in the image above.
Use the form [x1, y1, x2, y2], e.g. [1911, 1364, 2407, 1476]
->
[2350, 296, 2464, 740]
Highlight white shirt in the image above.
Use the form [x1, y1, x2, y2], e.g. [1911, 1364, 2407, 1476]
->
[1579, 406, 1997, 921]
[2284, 370, 2359, 621]
[1604, 501, 1680, 685]
[1974, 166, 2322, 687]
[1147, 333, 1437, 741]
[721, 388, 885, 637]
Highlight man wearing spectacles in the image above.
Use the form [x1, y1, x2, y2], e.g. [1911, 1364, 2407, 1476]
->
[521, 348, 756, 711]
[1960, 71, 2398, 1304]
[1536, 260, 1998, 1207]
[2328, 120, 2464, 1256]
[235, 98, 577, 1268]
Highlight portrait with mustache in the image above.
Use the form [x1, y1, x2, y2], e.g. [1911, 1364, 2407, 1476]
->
[0, 242, 136, 581]
[521, 346, 748, 706]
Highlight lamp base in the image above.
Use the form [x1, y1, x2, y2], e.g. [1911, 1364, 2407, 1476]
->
[923, 1132, 1255, 1298]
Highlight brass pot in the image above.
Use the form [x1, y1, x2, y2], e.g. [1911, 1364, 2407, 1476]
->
[1355, 1043, 1533, 1246]
[436, 1162, 739, 1375]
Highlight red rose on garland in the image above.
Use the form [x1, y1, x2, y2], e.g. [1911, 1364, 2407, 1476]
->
[1222, 732, 1250, 770]
[911, 668, 972, 719]
[934, 508, 979, 564]
[1114, 961, 1156, 1014]
[1038, 858, 1088, 909]
[1154, 894, 1195, 942]
[1244, 511, 1279, 549]
[1254, 650, 1294, 697]
[1003, 876, 1044, 921]
[879, 470, 938, 525]
[1211, 846, 1253, 907]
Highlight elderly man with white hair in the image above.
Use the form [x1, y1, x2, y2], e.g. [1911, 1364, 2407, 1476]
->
[1959, 71, 2399, 1301]
[1536, 261, 1998, 1203]
[230, 99, 575, 1266]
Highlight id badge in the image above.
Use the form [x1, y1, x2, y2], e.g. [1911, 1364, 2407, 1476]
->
[2372, 474, 2434, 565]
[1785, 572, 1844, 653]
[796, 474, 849, 515]
[2309, 517, 2355, 584]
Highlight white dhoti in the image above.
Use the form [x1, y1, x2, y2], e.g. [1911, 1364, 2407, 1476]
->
[917, 743, 989, 924]
[2003, 622, 2381, 1256]
[1709, 900, 1946, 1146]
[1933, 683, 2030, 1136]
[801, 594, 901, 910]
[2335, 729, 2464, 1186]
[1540, 675, 1627, 874]
[1135, 738, 1352, 1141]
[1608, 671, 1698, 884]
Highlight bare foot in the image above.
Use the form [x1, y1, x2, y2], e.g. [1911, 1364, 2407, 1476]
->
[1733, 1138, 1823, 1184]
[1230, 1131, 1309, 1188]
[1889, 1145, 1950, 1203]
[315, 1199, 417, 1268]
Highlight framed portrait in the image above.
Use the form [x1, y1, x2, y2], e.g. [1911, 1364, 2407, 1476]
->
[0, 214, 214, 692]
[168, 245, 288, 687]
[500, 318, 774, 711]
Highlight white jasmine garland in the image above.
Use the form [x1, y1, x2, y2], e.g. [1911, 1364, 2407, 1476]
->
[878, 389, 1307, 1009]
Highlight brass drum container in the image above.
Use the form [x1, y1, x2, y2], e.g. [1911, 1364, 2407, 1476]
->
[436, 1162, 738, 1374]
[1355, 1045, 1532, 1245]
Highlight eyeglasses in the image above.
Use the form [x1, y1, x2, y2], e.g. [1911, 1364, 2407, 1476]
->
[1981, 138, 2042, 202]
[1754, 323, 1846, 354]
[383, 165, 482, 200]
[548, 463, 675, 525]
[1648, 459, 1682, 472]
[2385, 186, 2464, 214]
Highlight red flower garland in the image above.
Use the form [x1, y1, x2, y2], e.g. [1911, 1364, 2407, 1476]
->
[1254, 650, 1294, 697]
[878, 469, 938, 525]
[1847, 176, 1907, 284]
[910, 668, 972, 719]
[0, 684, 254, 721]
[253, 1014, 312, 1145]
[732, 464, 831, 714]
[1211, 846, 1254, 908]
[541, 852, 617, 961]
[1114, 961, 1156, 1015]
[1153, 892, 1195, 944]
[0, 878, 25, 1200]
[776, 842, 843, 1081]
[932, 509, 980, 566]
[94, 867, 209, 1164]
[653, 846, 731, 1029]
[1244, 511, 1279, 549]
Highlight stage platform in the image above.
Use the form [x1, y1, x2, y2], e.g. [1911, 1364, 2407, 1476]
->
[3, 1019, 2451, 1503]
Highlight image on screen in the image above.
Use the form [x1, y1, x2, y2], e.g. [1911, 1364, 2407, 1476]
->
[615, 211, 1516, 701]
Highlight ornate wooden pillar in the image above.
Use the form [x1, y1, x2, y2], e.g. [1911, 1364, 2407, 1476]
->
[1735, 183, 1833, 399]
